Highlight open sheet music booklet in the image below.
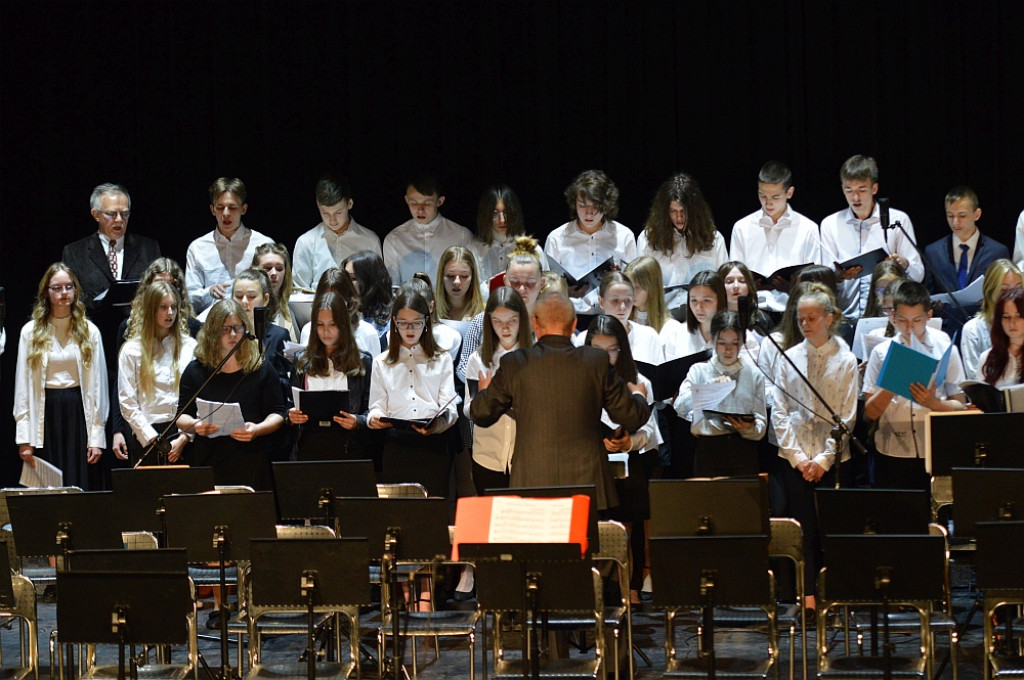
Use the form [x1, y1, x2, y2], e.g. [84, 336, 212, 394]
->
[451, 494, 590, 559]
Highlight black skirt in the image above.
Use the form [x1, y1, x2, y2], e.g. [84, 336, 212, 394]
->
[382, 429, 452, 498]
[293, 424, 367, 462]
[38, 387, 90, 489]
[694, 433, 760, 478]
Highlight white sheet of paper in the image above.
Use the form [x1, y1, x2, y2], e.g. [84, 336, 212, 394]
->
[20, 457, 63, 488]
[691, 380, 737, 424]
[197, 398, 246, 438]
[283, 341, 304, 361]
[930, 275, 985, 307]
[487, 496, 574, 543]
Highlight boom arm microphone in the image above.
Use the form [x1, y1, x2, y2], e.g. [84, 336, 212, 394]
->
[253, 306, 267, 355]
[878, 197, 891, 230]
[737, 295, 750, 336]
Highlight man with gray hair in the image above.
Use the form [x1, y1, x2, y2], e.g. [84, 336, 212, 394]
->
[62, 182, 162, 310]
[470, 291, 650, 511]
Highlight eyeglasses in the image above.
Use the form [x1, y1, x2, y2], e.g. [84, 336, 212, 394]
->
[507, 278, 539, 290]
[491, 316, 519, 329]
[221, 324, 246, 335]
[100, 210, 131, 220]
[48, 284, 76, 293]
[394, 319, 426, 331]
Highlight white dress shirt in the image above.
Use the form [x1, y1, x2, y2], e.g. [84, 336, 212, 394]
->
[601, 373, 662, 453]
[960, 316, 991, 378]
[771, 336, 858, 471]
[545, 220, 637, 314]
[464, 344, 517, 473]
[382, 215, 474, 285]
[675, 355, 767, 441]
[118, 334, 198, 444]
[657, 318, 689, 362]
[469, 236, 548, 294]
[636, 229, 729, 309]
[730, 206, 821, 312]
[367, 344, 457, 432]
[304, 365, 351, 392]
[14, 320, 109, 448]
[185, 225, 275, 312]
[819, 204, 923, 320]
[572, 320, 663, 365]
[950, 228, 982, 272]
[862, 327, 966, 459]
[292, 219, 382, 290]
[1014, 210, 1024, 264]
[975, 349, 1021, 388]
[97, 232, 125, 281]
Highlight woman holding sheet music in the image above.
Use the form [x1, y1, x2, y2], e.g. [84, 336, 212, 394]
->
[977, 287, 1024, 387]
[176, 299, 287, 489]
[15, 263, 108, 489]
[367, 288, 458, 497]
[118, 280, 197, 465]
[289, 292, 372, 460]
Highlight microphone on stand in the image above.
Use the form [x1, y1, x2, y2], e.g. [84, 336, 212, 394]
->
[878, 197, 891, 230]
[253, 306, 267, 356]
[737, 295, 750, 336]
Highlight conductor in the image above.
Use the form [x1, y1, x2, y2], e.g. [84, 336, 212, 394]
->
[470, 290, 650, 511]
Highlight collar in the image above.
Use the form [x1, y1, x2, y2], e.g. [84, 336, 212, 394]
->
[322, 219, 352, 237]
[568, 219, 610, 237]
[844, 204, 880, 230]
[805, 336, 837, 357]
[399, 343, 424, 359]
[214, 225, 248, 243]
[710, 355, 744, 375]
[412, 215, 443, 232]
[758, 206, 793, 230]
[539, 333, 574, 347]
[97, 231, 124, 250]
[953, 228, 981, 252]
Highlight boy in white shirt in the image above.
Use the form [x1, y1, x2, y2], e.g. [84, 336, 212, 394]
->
[819, 155, 923, 341]
[382, 176, 473, 286]
[863, 281, 966, 491]
[730, 161, 821, 313]
[292, 174, 381, 290]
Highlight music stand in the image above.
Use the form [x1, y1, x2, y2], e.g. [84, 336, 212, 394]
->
[335, 497, 449, 680]
[162, 492, 278, 680]
[649, 477, 770, 536]
[925, 412, 1024, 475]
[821, 535, 945, 680]
[952, 468, 1024, 538]
[111, 466, 217, 537]
[974, 521, 1024, 664]
[0, 540, 16, 608]
[485, 485, 601, 554]
[6, 491, 123, 566]
[248, 537, 371, 680]
[815, 488, 931, 535]
[271, 460, 377, 528]
[650, 535, 774, 680]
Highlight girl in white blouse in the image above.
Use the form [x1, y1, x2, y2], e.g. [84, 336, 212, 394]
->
[624, 256, 687, 359]
[962, 259, 1023, 377]
[674, 311, 767, 477]
[636, 173, 729, 311]
[435, 246, 486, 322]
[575, 271, 664, 365]
[15, 263, 108, 489]
[977, 287, 1024, 388]
[678, 269, 728, 357]
[771, 283, 858, 614]
[253, 242, 298, 341]
[118, 281, 197, 465]
[368, 289, 458, 497]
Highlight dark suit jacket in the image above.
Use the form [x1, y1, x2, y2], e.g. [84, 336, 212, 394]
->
[923, 232, 1009, 296]
[61, 232, 163, 310]
[469, 334, 651, 510]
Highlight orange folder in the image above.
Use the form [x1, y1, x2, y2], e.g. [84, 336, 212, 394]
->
[451, 494, 590, 560]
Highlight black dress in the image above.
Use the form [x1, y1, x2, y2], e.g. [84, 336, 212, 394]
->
[290, 353, 372, 461]
[177, 360, 288, 490]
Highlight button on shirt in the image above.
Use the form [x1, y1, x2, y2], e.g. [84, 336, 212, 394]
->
[118, 334, 198, 444]
[97, 232, 125, 281]
[382, 215, 474, 286]
[292, 219, 382, 290]
[819, 204, 923, 320]
[185, 225, 275, 312]
[367, 344, 457, 431]
[637, 229, 729, 310]
[544, 220, 637, 314]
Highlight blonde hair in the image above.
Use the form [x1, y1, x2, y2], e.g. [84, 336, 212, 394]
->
[27, 263, 94, 371]
[797, 282, 844, 334]
[978, 259, 1023, 325]
[194, 300, 261, 373]
[125, 258, 194, 341]
[253, 243, 295, 326]
[434, 246, 485, 321]
[124, 281, 189, 400]
[624, 256, 669, 331]
[538, 271, 569, 298]
[507, 235, 543, 273]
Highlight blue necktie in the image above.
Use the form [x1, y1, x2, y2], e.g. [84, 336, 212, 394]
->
[957, 243, 969, 289]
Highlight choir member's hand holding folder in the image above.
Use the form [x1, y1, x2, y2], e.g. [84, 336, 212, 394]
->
[834, 247, 887, 279]
[546, 256, 616, 297]
[636, 349, 712, 402]
[749, 263, 813, 292]
[92, 279, 141, 308]
[876, 339, 955, 402]
[291, 387, 350, 427]
[380, 394, 459, 434]
[958, 380, 1024, 413]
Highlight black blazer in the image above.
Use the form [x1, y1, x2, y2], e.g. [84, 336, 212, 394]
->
[61, 232, 162, 309]
[923, 232, 1009, 296]
[470, 334, 651, 510]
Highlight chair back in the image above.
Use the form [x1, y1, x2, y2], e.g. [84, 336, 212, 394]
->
[376, 482, 428, 498]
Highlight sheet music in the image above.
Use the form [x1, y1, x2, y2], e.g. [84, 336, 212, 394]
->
[690, 380, 736, 423]
[197, 398, 246, 438]
[283, 341, 304, 361]
[20, 457, 63, 488]
[487, 497, 574, 543]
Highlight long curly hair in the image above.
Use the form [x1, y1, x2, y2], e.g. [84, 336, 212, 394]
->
[643, 173, 717, 256]
[27, 263, 94, 371]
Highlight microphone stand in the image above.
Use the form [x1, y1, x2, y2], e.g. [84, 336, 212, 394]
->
[134, 331, 257, 468]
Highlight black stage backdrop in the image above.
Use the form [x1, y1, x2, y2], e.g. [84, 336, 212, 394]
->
[1, 1, 1022, 483]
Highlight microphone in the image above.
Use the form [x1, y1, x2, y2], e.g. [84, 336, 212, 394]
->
[253, 306, 267, 355]
[878, 197, 891, 230]
[737, 295, 750, 336]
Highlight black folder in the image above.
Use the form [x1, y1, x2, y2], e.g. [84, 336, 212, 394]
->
[636, 349, 712, 401]
[749, 263, 812, 292]
[547, 256, 616, 291]
[835, 247, 887, 278]
[293, 388, 349, 424]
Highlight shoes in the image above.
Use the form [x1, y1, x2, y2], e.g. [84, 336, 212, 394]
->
[452, 585, 476, 602]
[206, 609, 222, 630]
[640, 574, 652, 602]
[39, 585, 57, 603]
[802, 608, 817, 627]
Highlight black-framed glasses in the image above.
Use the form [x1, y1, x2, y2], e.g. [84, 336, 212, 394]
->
[394, 319, 426, 331]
